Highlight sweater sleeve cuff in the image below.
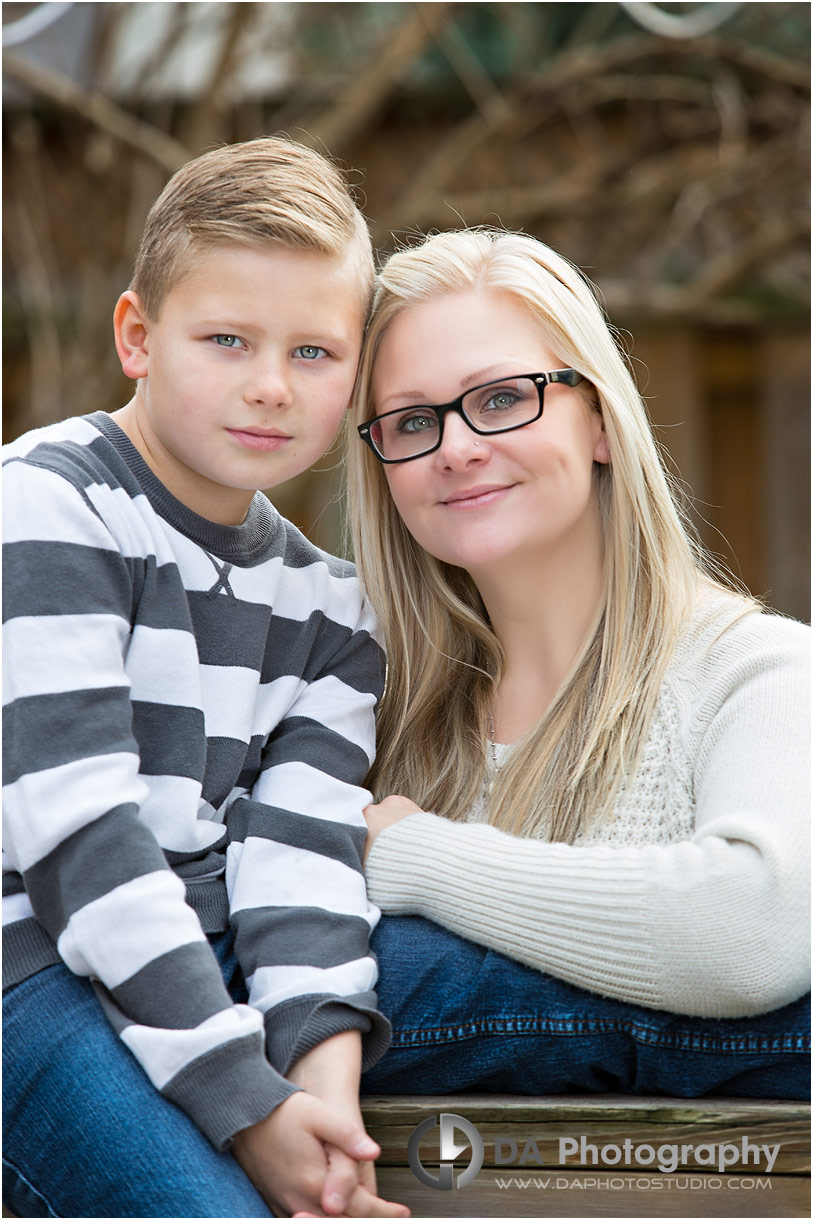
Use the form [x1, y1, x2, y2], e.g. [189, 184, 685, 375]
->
[263, 993, 391, 1075]
[364, 811, 662, 1007]
[365, 812, 449, 909]
[161, 1029, 300, 1151]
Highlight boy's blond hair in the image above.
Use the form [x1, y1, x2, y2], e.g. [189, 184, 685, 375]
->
[132, 136, 374, 319]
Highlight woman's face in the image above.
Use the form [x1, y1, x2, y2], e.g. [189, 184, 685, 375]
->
[371, 287, 610, 580]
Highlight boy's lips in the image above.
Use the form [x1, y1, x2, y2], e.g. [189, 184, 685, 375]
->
[440, 483, 514, 508]
[226, 427, 292, 451]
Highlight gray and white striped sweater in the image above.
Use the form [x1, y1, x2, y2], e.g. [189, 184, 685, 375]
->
[2, 411, 389, 1150]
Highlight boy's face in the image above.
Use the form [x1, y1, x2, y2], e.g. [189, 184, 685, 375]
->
[115, 244, 366, 524]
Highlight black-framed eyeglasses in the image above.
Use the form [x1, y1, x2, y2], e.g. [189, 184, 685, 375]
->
[357, 370, 585, 464]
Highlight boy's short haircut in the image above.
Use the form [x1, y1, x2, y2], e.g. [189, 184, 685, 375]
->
[132, 136, 374, 320]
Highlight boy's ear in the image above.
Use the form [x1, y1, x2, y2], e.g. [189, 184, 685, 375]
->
[114, 291, 151, 380]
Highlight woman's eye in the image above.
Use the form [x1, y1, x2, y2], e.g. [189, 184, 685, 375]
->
[294, 345, 327, 360]
[485, 391, 518, 411]
[211, 335, 245, 349]
[398, 412, 437, 435]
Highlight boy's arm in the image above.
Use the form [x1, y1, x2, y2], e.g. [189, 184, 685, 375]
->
[3, 456, 295, 1150]
[237, 1031, 409, 1217]
[226, 561, 391, 1077]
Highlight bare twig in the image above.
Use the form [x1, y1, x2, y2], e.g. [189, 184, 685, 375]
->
[638, 134, 801, 278]
[302, 2, 459, 150]
[598, 279, 760, 323]
[7, 125, 64, 428]
[433, 20, 514, 127]
[389, 139, 736, 233]
[712, 36, 811, 89]
[381, 22, 808, 244]
[711, 65, 749, 165]
[179, 5, 261, 151]
[392, 34, 668, 223]
[3, 50, 191, 173]
[599, 211, 809, 323]
[685, 214, 811, 302]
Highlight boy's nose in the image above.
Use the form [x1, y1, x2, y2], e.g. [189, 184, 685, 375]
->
[243, 360, 291, 408]
[435, 411, 489, 469]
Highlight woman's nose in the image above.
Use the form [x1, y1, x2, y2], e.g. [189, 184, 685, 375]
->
[435, 410, 488, 468]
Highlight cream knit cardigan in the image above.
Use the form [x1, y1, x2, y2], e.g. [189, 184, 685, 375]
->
[365, 596, 811, 1019]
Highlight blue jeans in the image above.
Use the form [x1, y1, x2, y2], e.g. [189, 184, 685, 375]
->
[3, 932, 273, 1219]
[362, 916, 810, 1099]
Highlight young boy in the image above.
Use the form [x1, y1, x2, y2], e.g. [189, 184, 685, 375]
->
[3, 138, 407, 1219]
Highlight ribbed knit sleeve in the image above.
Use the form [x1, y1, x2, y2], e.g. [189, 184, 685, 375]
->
[365, 610, 810, 1018]
[224, 547, 391, 1075]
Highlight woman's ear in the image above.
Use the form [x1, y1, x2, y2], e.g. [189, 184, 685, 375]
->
[113, 291, 151, 380]
[591, 408, 611, 465]
[593, 422, 611, 465]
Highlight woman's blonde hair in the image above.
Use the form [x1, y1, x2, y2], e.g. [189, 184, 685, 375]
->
[347, 228, 748, 843]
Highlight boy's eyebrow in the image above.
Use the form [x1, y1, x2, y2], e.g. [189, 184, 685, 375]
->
[195, 319, 356, 345]
[195, 317, 257, 332]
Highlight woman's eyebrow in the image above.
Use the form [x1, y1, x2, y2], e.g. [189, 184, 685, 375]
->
[377, 365, 523, 411]
[376, 389, 430, 410]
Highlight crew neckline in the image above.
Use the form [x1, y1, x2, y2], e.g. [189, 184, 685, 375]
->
[89, 411, 280, 563]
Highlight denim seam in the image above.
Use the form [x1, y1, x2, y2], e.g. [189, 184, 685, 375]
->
[3, 1156, 60, 1218]
[388, 1016, 810, 1054]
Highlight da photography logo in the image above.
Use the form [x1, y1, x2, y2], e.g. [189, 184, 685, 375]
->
[407, 1112, 484, 1190]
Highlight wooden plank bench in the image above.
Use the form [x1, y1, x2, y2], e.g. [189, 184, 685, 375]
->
[3, 1096, 808, 1217]
[361, 1095, 812, 1218]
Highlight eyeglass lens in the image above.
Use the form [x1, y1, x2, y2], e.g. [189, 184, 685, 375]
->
[370, 376, 541, 461]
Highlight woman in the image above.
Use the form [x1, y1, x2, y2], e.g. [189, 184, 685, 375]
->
[348, 229, 809, 1099]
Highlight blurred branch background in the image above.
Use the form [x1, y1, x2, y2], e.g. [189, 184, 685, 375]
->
[3, 1, 810, 617]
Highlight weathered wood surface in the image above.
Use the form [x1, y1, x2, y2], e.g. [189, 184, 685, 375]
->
[2, 1097, 807, 1218]
[362, 1094, 810, 1171]
[361, 1095, 811, 1218]
[371, 1166, 810, 1218]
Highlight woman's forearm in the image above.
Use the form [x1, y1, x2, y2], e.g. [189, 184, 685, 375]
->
[365, 811, 808, 1018]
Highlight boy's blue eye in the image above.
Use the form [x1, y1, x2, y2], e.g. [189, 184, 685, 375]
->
[211, 335, 245, 349]
[295, 345, 327, 360]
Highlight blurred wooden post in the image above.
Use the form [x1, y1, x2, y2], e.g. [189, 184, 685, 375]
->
[701, 332, 763, 599]
[758, 332, 811, 622]
[628, 328, 710, 515]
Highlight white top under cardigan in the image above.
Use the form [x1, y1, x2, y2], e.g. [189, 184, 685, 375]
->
[365, 594, 811, 1019]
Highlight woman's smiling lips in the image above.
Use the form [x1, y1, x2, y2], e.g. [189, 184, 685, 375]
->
[226, 426, 292, 451]
[440, 484, 515, 509]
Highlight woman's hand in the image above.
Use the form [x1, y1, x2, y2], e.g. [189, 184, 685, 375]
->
[363, 795, 424, 864]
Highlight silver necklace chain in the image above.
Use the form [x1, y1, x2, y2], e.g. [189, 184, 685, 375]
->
[487, 711, 502, 797]
[487, 711, 498, 761]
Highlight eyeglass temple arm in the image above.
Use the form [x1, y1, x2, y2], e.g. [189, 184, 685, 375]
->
[545, 369, 585, 387]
